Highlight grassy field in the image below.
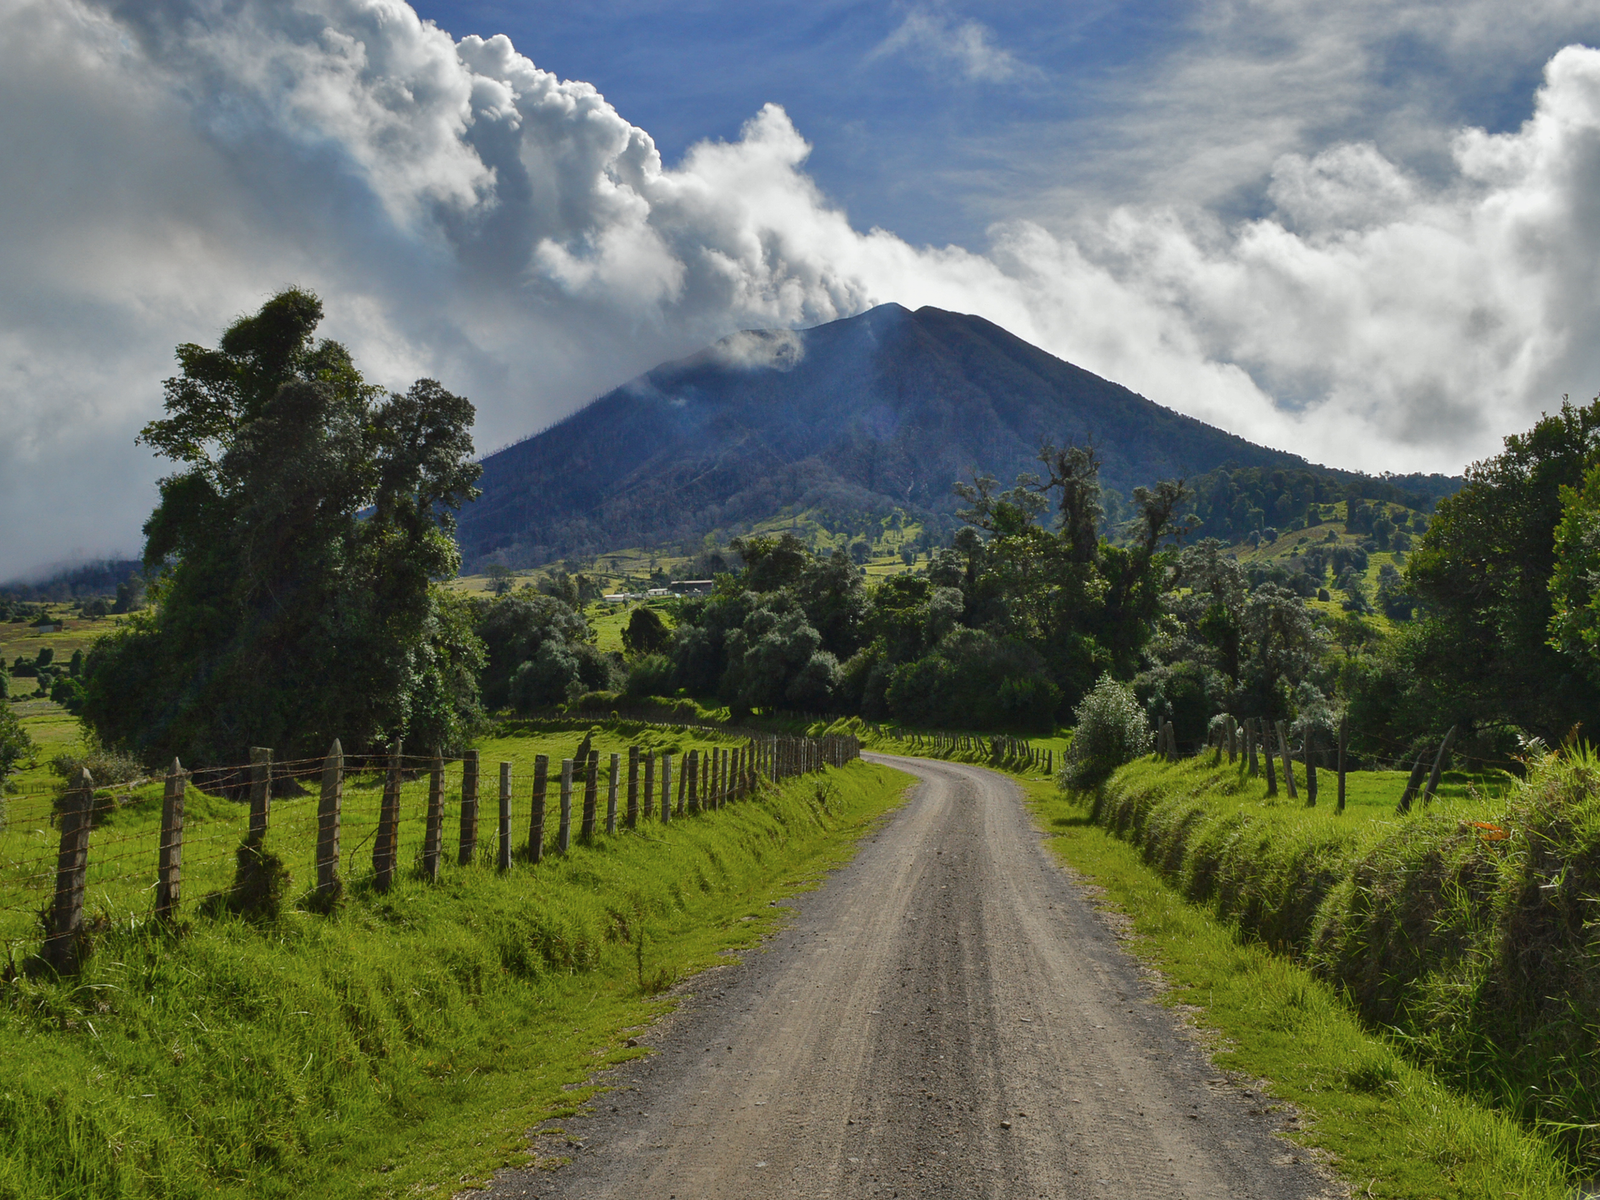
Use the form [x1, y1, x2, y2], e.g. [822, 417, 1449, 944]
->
[1, 610, 128, 688]
[1027, 777, 1575, 1199]
[0, 722, 911, 1199]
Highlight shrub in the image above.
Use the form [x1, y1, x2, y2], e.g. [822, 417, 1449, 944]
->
[1060, 674, 1151, 790]
[49, 739, 144, 785]
[624, 653, 676, 698]
[0, 705, 32, 775]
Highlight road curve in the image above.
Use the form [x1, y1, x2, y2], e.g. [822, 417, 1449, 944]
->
[482, 755, 1338, 1199]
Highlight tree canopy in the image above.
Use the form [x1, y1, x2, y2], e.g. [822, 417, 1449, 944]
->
[82, 289, 484, 765]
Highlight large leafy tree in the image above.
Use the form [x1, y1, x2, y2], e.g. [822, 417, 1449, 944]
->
[83, 289, 484, 765]
[1403, 397, 1600, 742]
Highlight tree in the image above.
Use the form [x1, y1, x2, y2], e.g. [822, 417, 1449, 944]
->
[485, 563, 516, 596]
[112, 573, 145, 614]
[621, 605, 670, 656]
[0, 702, 31, 775]
[1407, 397, 1600, 741]
[1240, 583, 1324, 719]
[1037, 443, 1102, 563]
[473, 590, 594, 709]
[82, 289, 484, 765]
[1060, 674, 1151, 789]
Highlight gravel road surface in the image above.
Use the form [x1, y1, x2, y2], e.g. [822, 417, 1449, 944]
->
[481, 754, 1340, 1199]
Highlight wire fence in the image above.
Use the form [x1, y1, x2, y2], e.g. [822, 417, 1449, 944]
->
[5, 729, 861, 975]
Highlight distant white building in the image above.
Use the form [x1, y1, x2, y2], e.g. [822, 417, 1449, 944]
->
[645, 587, 671, 598]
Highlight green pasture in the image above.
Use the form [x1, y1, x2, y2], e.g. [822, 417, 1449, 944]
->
[0, 720, 787, 960]
[0, 725, 910, 1199]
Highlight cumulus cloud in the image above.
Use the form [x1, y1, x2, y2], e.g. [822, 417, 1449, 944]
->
[4, 0, 1600, 575]
[869, 9, 1040, 84]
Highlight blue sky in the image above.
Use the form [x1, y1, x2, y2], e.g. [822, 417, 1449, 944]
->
[410, 0, 1561, 243]
[2, 0, 1600, 573]
[408, 0, 1183, 247]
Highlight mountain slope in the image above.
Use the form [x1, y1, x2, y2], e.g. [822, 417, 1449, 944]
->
[459, 304, 1423, 567]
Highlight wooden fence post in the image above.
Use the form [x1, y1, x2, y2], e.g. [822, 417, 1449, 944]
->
[1264, 724, 1278, 796]
[530, 756, 548, 864]
[458, 750, 479, 867]
[581, 751, 598, 841]
[661, 753, 672, 824]
[423, 748, 444, 881]
[156, 758, 186, 921]
[607, 753, 620, 834]
[248, 747, 272, 846]
[677, 751, 688, 816]
[1336, 717, 1347, 814]
[374, 741, 401, 892]
[1304, 728, 1318, 807]
[558, 759, 573, 852]
[1277, 721, 1298, 800]
[686, 750, 700, 815]
[316, 740, 342, 901]
[627, 746, 640, 828]
[1421, 726, 1459, 806]
[1396, 751, 1429, 814]
[45, 767, 93, 973]
[642, 750, 654, 823]
[498, 761, 512, 871]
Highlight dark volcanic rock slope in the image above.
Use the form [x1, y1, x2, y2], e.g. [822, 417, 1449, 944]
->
[460, 303, 1303, 567]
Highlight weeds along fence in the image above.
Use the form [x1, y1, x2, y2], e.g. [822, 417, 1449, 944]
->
[2, 730, 860, 976]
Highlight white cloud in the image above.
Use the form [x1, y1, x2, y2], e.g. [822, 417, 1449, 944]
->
[5, 0, 1600, 575]
[869, 8, 1039, 84]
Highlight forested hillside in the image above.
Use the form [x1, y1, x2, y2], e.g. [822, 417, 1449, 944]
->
[461, 304, 1456, 569]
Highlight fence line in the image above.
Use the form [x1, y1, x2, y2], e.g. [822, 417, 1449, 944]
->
[3, 729, 860, 974]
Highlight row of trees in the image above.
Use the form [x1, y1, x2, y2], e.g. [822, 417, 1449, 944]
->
[61, 289, 1600, 777]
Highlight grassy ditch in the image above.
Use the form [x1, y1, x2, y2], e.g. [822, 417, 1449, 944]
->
[1084, 749, 1600, 1171]
[1027, 778, 1575, 1199]
[0, 739, 910, 1199]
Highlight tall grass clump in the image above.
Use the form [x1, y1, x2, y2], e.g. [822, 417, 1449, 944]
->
[1083, 744, 1600, 1169]
[1060, 674, 1151, 790]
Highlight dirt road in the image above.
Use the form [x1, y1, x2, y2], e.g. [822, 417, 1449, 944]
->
[483, 755, 1338, 1199]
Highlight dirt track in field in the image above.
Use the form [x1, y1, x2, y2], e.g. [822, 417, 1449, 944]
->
[480, 754, 1340, 1200]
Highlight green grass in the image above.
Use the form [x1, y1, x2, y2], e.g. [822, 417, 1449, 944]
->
[0, 738, 911, 1199]
[1026, 778, 1576, 1199]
